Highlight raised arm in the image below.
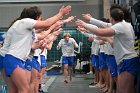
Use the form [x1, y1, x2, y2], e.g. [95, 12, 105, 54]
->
[34, 5, 72, 29]
[76, 19, 115, 37]
[82, 14, 112, 28]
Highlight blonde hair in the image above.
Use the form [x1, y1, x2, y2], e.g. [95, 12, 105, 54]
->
[63, 33, 71, 38]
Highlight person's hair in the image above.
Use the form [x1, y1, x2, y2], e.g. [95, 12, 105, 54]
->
[110, 4, 130, 22]
[63, 33, 71, 38]
[9, 6, 42, 28]
[100, 18, 110, 23]
[110, 8, 124, 22]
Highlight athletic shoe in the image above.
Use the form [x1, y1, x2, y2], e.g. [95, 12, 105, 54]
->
[38, 89, 45, 93]
[89, 84, 98, 88]
[89, 82, 97, 85]
[64, 80, 68, 83]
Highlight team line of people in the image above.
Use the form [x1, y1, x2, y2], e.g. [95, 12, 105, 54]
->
[0, 4, 139, 93]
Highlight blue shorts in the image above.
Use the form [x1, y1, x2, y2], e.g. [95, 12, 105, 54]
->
[24, 59, 32, 71]
[62, 56, 74, 66]
[98, 52, 107, 69]
[32, 56, 40, 72]
[40, 55, 47, 68]
[3, 54, 25, 77]
[106, 55, 117, 77]
[0, 55, 4, 70]
[91, 54, 99, 70]
[118, 57, 140, 77]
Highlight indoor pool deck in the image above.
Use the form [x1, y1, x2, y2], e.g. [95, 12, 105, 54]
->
[42, 74, 103, 93]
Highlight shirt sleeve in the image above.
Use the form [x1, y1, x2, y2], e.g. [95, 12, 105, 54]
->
[111, 23, 124, 35]
[23, 18, 37, 30]
[71, 38, 78, 48]
[90, 18, 112, 28]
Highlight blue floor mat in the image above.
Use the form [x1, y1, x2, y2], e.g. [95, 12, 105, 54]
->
[47, 67, 63, 76]
[47, 72, 63, 76]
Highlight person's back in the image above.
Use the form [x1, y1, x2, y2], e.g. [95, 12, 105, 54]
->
[112, 20, 138, 64]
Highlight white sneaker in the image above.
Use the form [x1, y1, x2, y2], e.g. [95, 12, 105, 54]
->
[86, 71, 93, 75]
[42, 84, 46, 87]
[89, 84, 98, 88]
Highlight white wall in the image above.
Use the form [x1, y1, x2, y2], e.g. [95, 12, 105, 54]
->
[0, 0, 103, 28]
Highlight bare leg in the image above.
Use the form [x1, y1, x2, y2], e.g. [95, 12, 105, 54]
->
[38, 67, 46, 91]
[116, 71, 135, 93]
[64, 64, 68, 83]
[69, 66, 73, 81]
[29, 68, 38, 93]
[1, 69, 18, 93]
[11, 66, 29, 93]
[25, 69, 31, 84]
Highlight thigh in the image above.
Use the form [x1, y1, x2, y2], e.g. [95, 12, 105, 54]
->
[25, 69, 31, 84]
[11, 66, 29, 90]
[117, 71, 135, 93]
[31, 68, 38, 82]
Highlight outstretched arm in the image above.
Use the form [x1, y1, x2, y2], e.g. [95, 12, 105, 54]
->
[82, 13, 112, 28]
[76, 19, 115, 37]
[34, 5, 72, 29]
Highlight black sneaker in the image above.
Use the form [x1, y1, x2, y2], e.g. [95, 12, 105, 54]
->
[89, 82, 97, 85]
[39, 89, 45, 93]
[64, 80, 68, 83]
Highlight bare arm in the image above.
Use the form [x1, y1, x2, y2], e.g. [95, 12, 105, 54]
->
[45, 41, 54, 50]
[82, 13, 112, 28]
[34, 5, 71, 29]
[98, 36, 113, 47]
[36, 22, 63, 40]
[76, 19, 115, 37]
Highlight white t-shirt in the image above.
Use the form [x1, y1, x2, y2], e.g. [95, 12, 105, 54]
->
[111, 21, 138, 65]
[6, 18, 37, 61]
[105, 42, 114, 55]
[99, 44, 105, 53]
[40, 49, 47, 59]
[91, 36, 100, 55]
[59, 38, 78, 56]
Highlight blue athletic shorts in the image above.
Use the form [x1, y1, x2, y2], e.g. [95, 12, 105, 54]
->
[106, 55, 117, 77]
[40, 55, 47, 68]
[24, 59, 32, 71]
[118, 57, 140, 77]
[62, 56, 74, 66]
[3, 54, 25, 77]
[0, 55, 4, 70]
[98, 52, 107, 69]
[91, 54, 99, 70]
[32, 56, 40, 72]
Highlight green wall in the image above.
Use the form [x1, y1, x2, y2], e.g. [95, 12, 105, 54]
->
[47, 29, 92, 62]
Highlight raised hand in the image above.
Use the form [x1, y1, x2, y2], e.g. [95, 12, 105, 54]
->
[82, 13, 93, 20]
[59, 5, 72, 17]
[64, 16, 76, 23]
[77, 26, 86, 32]
[75, 19, 86, 26]
[53, 28, 63, 36]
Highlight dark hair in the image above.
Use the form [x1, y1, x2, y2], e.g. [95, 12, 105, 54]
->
[100, 18, 110, 23]
[110, 4, 130, 22]
[21, 6, 42, 20]
[9, 6, 42, 28]
[110, 8, 124, 22]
